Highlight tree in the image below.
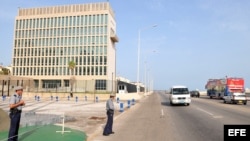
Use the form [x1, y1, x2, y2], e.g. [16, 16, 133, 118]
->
[0, 68, 10, 75]
[68, 61, 76, 95]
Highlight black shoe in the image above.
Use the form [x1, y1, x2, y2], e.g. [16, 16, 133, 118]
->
[103, 133, 109, 136]
[110, 132, 115, 134]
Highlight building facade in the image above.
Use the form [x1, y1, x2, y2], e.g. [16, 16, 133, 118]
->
[11, 2, 118, 93]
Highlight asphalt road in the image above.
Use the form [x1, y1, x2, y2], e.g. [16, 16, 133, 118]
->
[93, 92, 250, 141]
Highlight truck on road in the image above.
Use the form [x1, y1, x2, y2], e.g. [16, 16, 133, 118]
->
[205, 78, 225, 99]
[223, 77, 247, 105]
[205, 77, 247, 105]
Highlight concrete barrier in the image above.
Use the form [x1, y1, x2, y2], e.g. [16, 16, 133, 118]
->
[119, 103, 124, 112]
[127, 100, 131, 108]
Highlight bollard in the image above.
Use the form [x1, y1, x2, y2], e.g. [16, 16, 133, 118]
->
[132, 99, 135, 105]
[95, 96, 98, 102]
[35, 95, 37, 101]
[56, 96, 58, 102]
[127, 100, 131, 108]
[37, 96, 40, 102]
[85, 96, 87, 101]
[117, 97, 120, 103]
[119, 103, 124, 112]
[68, 96, 70, 101]
[2, 95, 6, 101]
[76, 96, 78, 102]
[51, 96, 53, 101]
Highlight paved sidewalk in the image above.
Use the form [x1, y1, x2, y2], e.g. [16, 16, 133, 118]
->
[88, 94, 156, 141]
[86, 99, 143, 141]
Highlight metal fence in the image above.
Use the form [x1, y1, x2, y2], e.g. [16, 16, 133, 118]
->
[0, 78, 117, 96]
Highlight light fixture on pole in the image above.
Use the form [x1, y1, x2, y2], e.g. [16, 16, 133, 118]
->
[137, 24, 157, 94]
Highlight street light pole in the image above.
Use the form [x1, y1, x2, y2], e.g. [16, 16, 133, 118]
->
[137, 24, 157, 94]
[136, 30, 141, 94]
[7, 70, 10, 97]
[144, 61, 147, 94]
[1, 80, 4, 96]
[147, 69, 151, 94]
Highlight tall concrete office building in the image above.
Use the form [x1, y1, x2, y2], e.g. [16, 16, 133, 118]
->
[11, 2, 118, 92]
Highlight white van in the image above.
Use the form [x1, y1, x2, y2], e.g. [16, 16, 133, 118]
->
[169, 85, 191, 106]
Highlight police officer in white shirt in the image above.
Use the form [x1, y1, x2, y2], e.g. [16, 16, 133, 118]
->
[103, 93, 115, 136]
[8, 86, 25, 141]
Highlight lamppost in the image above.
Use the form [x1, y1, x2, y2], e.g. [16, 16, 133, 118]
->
[144, 64, 151, 95]
[92, 79, 96, 102]
[144, 61, 147, 94]
[1, 80, 4, 96]
[137, 24, 157, 94]
[143, 50, 157, 95]
[147, 69, 152, 94]
[111, 72, 113, 94]
[7, 70, 10, 97]
[147, 69, 150, 95]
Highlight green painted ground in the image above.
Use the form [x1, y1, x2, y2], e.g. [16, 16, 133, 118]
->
[0, 125, 86, 141]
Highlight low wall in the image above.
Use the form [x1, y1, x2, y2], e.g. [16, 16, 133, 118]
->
[116, 92, 145, 101]
[22, 91, 147, 101]
[22, 92, 110, 101]
[199, 91, 207, 96]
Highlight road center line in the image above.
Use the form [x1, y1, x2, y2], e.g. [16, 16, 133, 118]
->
[161, 109, 164, 118]
[196, 107, 214, 116]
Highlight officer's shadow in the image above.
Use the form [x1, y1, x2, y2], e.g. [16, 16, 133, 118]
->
[18, 127, 39, 141]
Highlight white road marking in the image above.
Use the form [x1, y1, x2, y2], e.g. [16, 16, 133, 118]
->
[196, 107, 214, 116]
[212, 116, 223, 118]
[196, 107, 223, 118]
[161, 109, 164, 118]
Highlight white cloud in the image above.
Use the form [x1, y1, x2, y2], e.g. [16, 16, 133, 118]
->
[197, 0, 250, 32]
[218, 22, 249, 32]
[146, 0, 166, 11]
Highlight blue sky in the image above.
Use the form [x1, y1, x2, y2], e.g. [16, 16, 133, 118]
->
[1, 0, 250, 90]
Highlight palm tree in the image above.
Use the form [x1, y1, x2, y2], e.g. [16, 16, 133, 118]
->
[68, 61, 76, 75]
[68, 61, 76, 96]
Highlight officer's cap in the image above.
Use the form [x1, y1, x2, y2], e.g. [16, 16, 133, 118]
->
[14, 86, 23, 91]
[110, 93, 116, 97]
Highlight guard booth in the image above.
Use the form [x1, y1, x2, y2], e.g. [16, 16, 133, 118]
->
[118, 84, 128, 94]
[117, 81, 139, 93]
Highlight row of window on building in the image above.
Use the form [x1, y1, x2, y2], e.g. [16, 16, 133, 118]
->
[13, 56, 107, 66]
[15, 26, 108, 38]
[13, 66, 107, 76]
[14, 46, 107, 56]
[16, 14, 109, 29]
[15, 36, 108, 47]
[40, 79, 107, 90]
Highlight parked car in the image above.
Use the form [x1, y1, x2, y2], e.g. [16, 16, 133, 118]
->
[190, 90, 200, 98]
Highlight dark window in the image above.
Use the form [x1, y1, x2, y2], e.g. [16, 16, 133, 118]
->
[95, 80, 107, 90]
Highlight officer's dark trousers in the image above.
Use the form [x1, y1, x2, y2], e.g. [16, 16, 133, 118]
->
[8, 112, 21, 141]
[103, 111, 113, 135]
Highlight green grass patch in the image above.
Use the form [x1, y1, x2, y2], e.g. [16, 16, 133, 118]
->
[0, 125, 86, 141]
